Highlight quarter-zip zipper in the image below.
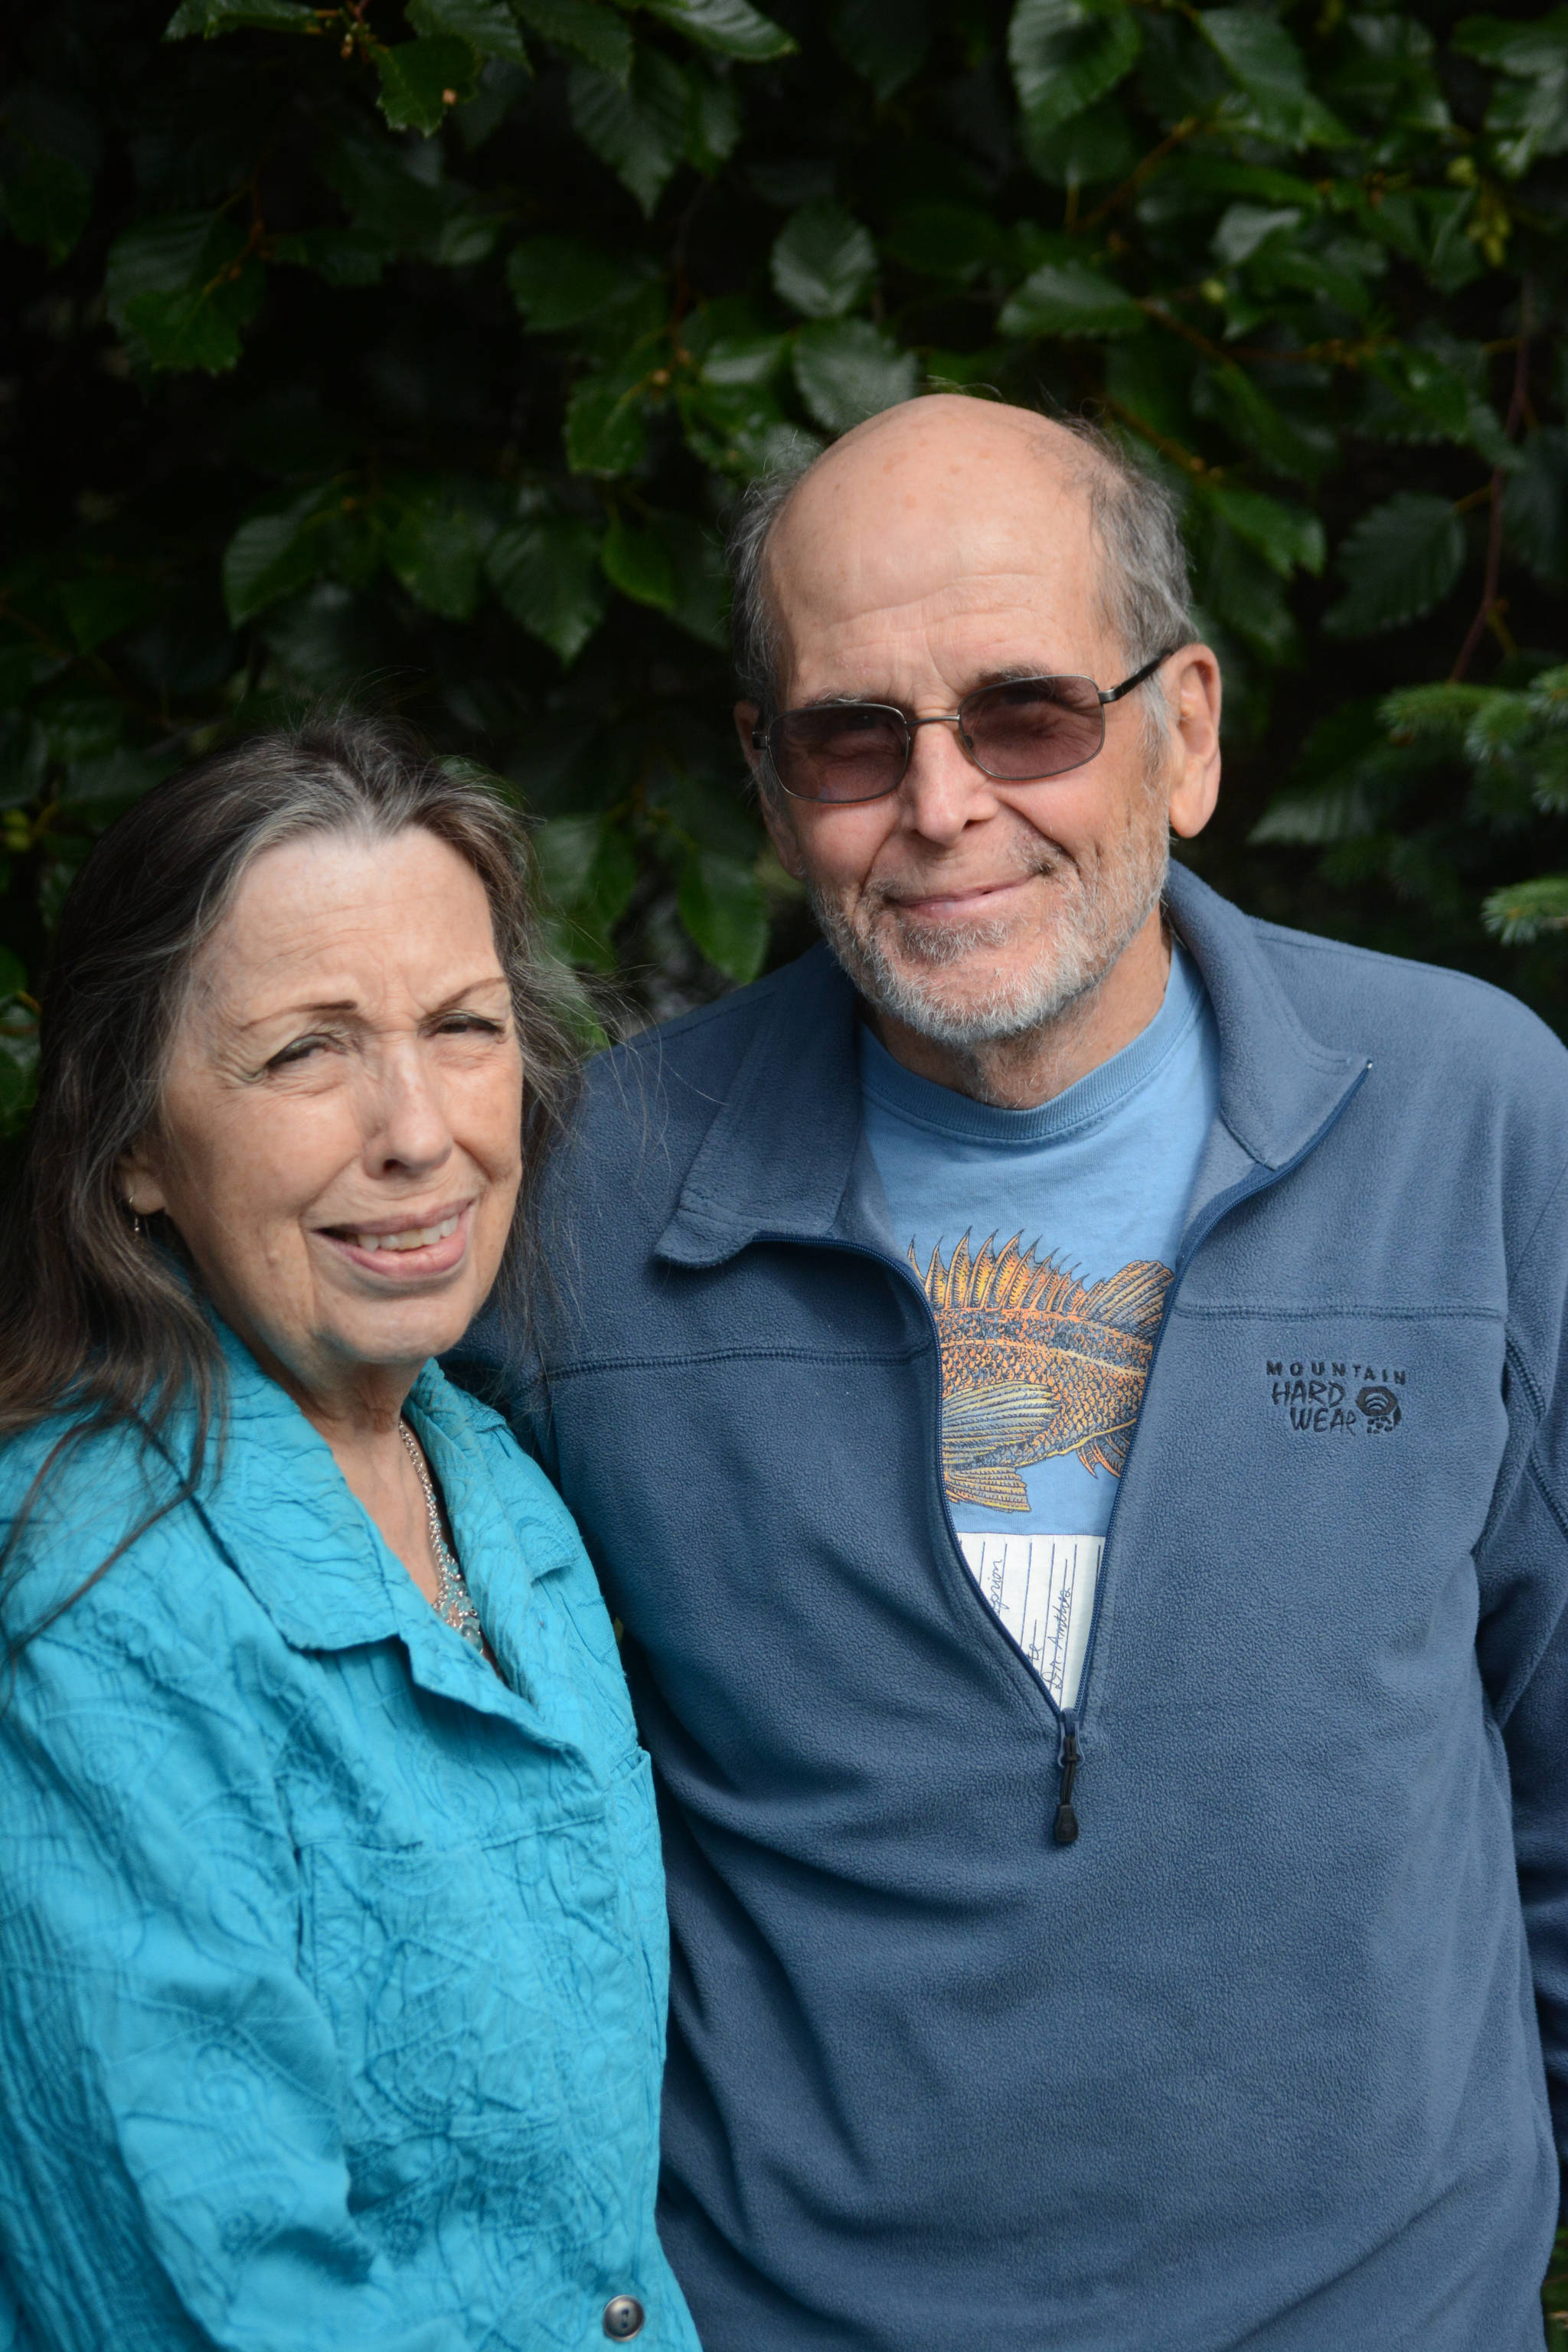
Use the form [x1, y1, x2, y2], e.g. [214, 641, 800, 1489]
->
[751, 1058, 1371, 1848]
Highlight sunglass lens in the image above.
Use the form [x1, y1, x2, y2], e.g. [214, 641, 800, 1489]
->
[771, 707, 907, 802]
[964, 678, 1105, 780]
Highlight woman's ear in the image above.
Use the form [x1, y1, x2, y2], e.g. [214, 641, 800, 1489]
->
[116, 1138, 168, 1220]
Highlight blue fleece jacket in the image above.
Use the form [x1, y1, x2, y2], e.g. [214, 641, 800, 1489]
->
[452, 865, 1568, 2352]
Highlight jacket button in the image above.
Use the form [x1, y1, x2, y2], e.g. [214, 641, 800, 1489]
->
[602, 2295, 645, 2340]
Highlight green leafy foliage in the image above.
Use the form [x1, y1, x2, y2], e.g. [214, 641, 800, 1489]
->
[2, 0, 1568, 1103]
[1324, 496, 1468, 636]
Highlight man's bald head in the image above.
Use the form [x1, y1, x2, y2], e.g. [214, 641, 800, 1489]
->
[728, 395, 1191, 737]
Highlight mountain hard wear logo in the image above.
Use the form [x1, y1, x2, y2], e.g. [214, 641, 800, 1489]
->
[1266, 1361, 1406, 1436]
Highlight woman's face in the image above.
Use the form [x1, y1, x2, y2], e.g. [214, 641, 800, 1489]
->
[122, 826, 524, 1412]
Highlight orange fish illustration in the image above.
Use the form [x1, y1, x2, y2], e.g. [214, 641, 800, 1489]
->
[913, 1233, 1172, 1511]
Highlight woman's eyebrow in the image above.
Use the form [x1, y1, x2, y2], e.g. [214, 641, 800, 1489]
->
[237, 995, 359, 1033]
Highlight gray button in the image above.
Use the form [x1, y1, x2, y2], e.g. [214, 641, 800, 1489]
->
[603, 2295, 645, 2341]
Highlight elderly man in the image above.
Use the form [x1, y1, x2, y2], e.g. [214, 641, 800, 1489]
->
[456, 395, 1568, 2350]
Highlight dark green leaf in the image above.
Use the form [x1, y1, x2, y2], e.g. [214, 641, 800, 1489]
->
[0, 149, 92, 261]
[488, 515, 607, 662]
[507, 237, 661, 331]
[1201, 485, 1324, 578]
[34, 690, 122, 764]
[383, 481, 495, 619]
[568, 51, 691, 214]
[536, 814, 639, 965]
[162, 0, 315, 31]
[1211, 203, 1302, 268]
[374, 37, 482, 135]
[883, 201, 1006, 283]
[771, 201, 877, 319]
[565, 377, 648, 474]
[323, 129, 450, 247]
[1195, 523, 1300, 662]
[687, 70, 743, 172]
[1364, 345, 1473, 444]
[1197, 8, 1341, 146]
[1324, 494, 1465, 635]
[1191, 361, 1332, 482]
[1502, 431, 1568, 590]
[270, 227, 391, 287]
[829, 0, 935, 100]
[222, 490, 332, 625]
[1482, 64, 1568, 180]
[124, 263, 262, 373]
[408, 0, 530, 63]
[105, 212, 224, 329]
[1008, 0, 1141, 142]
[60, 746, 166, 803]
[603, 514, 679, 609]
[1000, 259, 1143, 338]
[515, 0, 633, 82]
[57, 576, 156, 654]
[1023, 93, 1139, 188]
[1452, 11, 1568, 75]
[642, 0, 795, 64]
[0, 948, 24, 1001]
[678, 845, 768, 979]
[792, 318, 920, 433]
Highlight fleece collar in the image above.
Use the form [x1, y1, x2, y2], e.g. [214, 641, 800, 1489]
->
[655, 864, 1368, 1272]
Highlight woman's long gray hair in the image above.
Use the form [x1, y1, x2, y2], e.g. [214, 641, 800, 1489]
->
[0, 714, 578, 1621]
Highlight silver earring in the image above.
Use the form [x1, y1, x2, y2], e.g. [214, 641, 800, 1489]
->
[123, 1199, 146, 1239]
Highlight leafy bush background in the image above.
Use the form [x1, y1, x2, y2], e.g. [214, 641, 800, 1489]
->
[2, 0, 1566, 1160]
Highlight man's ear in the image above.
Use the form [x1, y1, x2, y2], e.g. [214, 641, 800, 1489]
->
[1165, 645, 1223, 841]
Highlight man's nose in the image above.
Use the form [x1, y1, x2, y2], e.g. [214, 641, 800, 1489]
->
[363, 1041, 455, 1178]
[897, 714, 1002, 844]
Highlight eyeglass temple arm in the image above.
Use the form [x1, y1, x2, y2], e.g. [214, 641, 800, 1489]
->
[1099, 646, 1182, 707]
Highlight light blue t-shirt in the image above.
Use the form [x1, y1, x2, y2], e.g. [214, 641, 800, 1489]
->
[860, 941, 1220, 1709]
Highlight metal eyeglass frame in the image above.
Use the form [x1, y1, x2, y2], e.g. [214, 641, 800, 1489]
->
[753, 646, 1181, 804]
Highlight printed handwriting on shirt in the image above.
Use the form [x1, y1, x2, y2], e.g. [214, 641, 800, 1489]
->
[913, 1233, 1173, 1511]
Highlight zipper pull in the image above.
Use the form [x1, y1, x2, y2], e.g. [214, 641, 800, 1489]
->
[1054, 1727, 1080, 1846]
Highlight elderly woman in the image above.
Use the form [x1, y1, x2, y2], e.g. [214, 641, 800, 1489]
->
[0, 720, 697, 2352]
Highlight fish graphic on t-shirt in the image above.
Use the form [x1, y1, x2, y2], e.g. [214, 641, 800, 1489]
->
[913, 1232, 1172, 1511]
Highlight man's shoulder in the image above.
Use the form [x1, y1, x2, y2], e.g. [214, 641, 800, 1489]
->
[576, 946, 835, 1141]
[1244, 908, 1568, 1087]
[606, 949, 823, 1070]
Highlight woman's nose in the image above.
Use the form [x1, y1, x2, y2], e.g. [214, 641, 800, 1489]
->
[364, 1044, 454, 1175]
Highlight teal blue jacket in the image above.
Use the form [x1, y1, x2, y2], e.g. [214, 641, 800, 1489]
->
[0, 1328, 699, 2352]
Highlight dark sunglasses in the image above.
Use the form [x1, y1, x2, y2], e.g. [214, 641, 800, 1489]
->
[752, 648, 1180, 805]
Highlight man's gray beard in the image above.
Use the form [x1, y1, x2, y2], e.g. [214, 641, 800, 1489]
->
[808, 815, 1171, 1050]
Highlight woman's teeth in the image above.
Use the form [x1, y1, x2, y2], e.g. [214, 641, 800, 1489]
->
[348, 1214, 461, 1253]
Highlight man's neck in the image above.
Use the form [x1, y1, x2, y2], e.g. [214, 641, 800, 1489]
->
[867, 906, 1173, 1112]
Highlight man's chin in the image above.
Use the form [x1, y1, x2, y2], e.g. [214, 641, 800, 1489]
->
[861, 951, 1088, 1050]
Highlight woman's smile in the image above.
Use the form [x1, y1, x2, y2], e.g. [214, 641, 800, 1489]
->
[315, 1197, 475, 1280]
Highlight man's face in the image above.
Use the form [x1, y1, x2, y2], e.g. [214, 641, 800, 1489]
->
[740, 405, 1218, 1050]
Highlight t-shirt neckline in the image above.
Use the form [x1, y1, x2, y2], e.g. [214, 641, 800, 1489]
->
[857, 937, 1206, 1149]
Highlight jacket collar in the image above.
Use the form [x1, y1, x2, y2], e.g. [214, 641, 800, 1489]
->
[179, 1325, 552, 1723]
[655, 865, 1368, 1271]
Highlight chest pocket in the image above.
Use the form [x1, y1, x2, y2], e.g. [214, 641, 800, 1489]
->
[298, 1749, 662, 2248]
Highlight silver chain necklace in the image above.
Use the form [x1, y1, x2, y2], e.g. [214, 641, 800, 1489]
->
[398, 1419, 485, 1651]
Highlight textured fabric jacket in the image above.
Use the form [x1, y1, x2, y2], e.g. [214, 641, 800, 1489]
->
[0, 1328, 699, 2352]
[452, 865, 1568, 2352]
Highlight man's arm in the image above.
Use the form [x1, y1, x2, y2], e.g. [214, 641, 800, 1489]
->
[1478, 1161, 1568, 2167]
